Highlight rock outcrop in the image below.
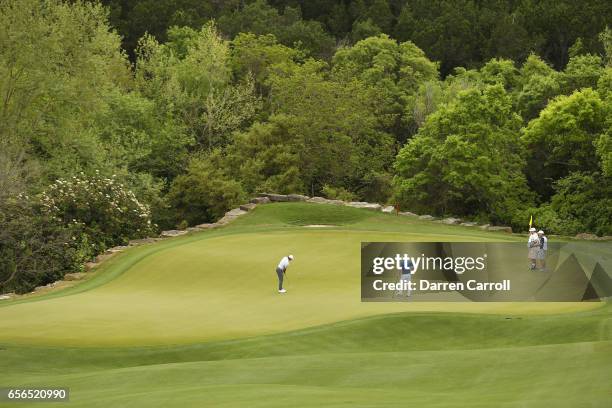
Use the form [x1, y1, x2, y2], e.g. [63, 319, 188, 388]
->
[345, 201, 382, 211]
[193, 223, 219, 230]
[250, 196, 270, 204]
[307, 196, 344, 205]
[258, 193, 308, 202]
[161, 230, 189, 238]
[240, 203, 257, 211]
[438, 217, 462, 225]
[287, 194, 309, 201]
[128, 238, 162, 246]
[217, 208, 248, 224]
[381, 205, 395, 213]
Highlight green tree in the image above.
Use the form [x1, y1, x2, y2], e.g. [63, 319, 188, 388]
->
[332, 34, 438, 141]
[597, 67, 612, 99]
[534, 172, 612, 236]
[480, 11, 532, 63]
[230, 33, 301, 93]
[276, 7, 335, 58]
[325, 2, 351, 37]
[394, 4, 415, 42]
[480, 58, 520, 90]
[517, 0, 611, 69]
[269, 59, 394, 198]
[350, 19, 382, 43]
[167, 154, 247, 226]
[394, 85, 531, 223]
[0, 0, 131, 185]
[367, 0, 394, 33]
[516, 54, 561, 121]
[596, 129, 612, 178]
[100, 0, 220, 59]
[561, 54, 604, 93]
[218, 0, 334, 58]
[224, 116, 304, 194]
[136, 23, 260, 150]
[0, 141, 35, 203]
[218, 0, 280, 38]
[218, 57, 395, 200]
[521, 88, 608, 199]
[600, 26, 612, 67]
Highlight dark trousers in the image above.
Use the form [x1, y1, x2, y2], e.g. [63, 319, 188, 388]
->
[276, 267, 284, 290]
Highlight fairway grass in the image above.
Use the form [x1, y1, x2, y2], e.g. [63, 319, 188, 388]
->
[0, 203, 609, 407]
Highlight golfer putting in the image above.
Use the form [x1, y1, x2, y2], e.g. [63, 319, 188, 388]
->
[276, 255, 294, 293]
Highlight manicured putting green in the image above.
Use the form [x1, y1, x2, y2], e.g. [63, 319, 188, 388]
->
[0, 204, 597, 346]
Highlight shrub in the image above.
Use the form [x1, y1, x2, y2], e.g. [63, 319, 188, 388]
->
[549, 172, 611, 236]
[511, 206, 567, 236]
[0, 196, 81, 294]
[512, 172, 611, 236]
[40, 172, 154, 252]
[322, 184, 356, 202]
[167, 155, 247, 226]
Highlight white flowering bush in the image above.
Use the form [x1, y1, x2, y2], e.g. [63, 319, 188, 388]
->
[40, 172, 154, 252]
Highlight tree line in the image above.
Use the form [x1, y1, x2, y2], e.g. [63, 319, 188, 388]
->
[0, 0, 610, 293]
[101, 0, 612, 75]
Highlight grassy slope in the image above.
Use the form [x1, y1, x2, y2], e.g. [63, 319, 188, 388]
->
[1, 309, 610, 407]
[0, 203, 609, 407]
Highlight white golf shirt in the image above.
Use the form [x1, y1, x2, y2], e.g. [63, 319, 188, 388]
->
[277, 256, 290, 272]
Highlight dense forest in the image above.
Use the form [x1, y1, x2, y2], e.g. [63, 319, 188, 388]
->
[1, 0, 611, 293]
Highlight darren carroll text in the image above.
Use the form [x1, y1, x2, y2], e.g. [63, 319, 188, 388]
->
[372, 279, 511, 291]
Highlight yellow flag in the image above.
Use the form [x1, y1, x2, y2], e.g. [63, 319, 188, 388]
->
[529, 215, 533, 228]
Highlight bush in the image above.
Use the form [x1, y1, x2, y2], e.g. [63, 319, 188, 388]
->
[167, 155, 247, 226]
[549, 172, 611, 236]
[0, 196, 82, 294]
[322, 184, 356, 201]
[40, 172, 154, 252]
[511, 206, 567, 236]
[512, 172, 611, 236]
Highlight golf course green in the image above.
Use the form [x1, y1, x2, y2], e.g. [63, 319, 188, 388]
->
[1, 203, 610, 407]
